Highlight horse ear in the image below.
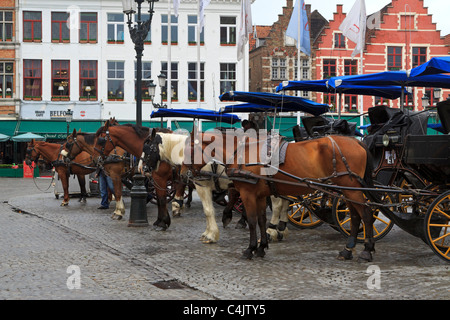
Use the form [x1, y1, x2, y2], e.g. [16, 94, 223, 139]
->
[72, 128, 77, 137]
[151, 128, 157, 139]
[77, 129, 81, 133]
[31, 138, 35, 144]
[105, 119, 110, 129]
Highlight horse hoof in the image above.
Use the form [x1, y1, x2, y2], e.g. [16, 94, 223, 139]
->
[358, 251, 373, 262]
[60, 202, 68, 207]
[337, 248, 354, 261]
[153, 225, 167, 231]
[241, 250, 253, 260]
[255, 247, 266, 258]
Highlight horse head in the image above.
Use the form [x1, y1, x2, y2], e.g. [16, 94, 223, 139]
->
[25, 139, 40, 166]
[144, 128, 163, 171]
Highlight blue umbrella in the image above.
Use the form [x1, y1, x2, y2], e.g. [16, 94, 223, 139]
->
[219, 91, 329, 116]
[11, 132, 46, 142]
[327, 71, 450, 110]
[276, 79, 407, 100]
[150, 108, 241, 124]
[410, 56, 450, 77]
[0, 133, 10, 142]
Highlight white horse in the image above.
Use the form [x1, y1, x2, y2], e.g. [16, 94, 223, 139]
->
[149, 131, 290, 243]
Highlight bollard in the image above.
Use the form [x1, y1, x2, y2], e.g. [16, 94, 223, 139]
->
[128, 171, 149, 227]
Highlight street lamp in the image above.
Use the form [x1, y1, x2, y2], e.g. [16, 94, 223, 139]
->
[122, 0, 158, 228]
[65, 108, 73, 137]
[122, 0, 158, 128]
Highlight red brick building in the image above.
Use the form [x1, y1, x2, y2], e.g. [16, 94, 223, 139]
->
[314, 0, 450, 114]
[249, 0, 328, 95]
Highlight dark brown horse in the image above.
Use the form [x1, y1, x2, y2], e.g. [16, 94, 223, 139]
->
[181, 128, 376, 261]
[62, 129, 130, 220]
[86, 120, 182, 231]
[25, 139, 95, 206]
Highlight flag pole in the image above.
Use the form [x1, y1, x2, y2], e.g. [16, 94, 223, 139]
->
[197, 0, 201, 109]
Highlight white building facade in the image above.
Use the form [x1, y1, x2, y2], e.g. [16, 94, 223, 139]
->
[18, 0, 248, 129]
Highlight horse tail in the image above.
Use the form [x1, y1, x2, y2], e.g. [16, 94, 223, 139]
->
[358, 140, 381, 203]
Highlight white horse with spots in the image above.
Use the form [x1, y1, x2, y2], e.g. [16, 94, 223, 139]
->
[147, 131, 290, 243]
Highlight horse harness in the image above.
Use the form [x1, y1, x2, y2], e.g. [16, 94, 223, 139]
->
[227, 136, 366, 200]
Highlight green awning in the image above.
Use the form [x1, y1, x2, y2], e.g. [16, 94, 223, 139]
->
[17, 120, 103, 139]
[0, 120, 19, 136]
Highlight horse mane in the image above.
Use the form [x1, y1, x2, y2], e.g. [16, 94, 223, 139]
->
[157, 133, 188, 165]
[74, 132, 97, 145]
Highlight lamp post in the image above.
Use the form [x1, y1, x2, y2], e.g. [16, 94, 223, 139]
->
[122, 0, 157, 127]
[65, 108, 73, 137]
[122, 0, 157, 228]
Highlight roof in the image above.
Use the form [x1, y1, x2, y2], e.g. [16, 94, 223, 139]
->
[249, 25, 272, 51]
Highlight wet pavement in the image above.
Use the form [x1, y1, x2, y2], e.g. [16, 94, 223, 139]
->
[0, 177, 448, 303]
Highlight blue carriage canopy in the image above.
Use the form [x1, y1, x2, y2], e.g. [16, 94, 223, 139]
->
[410, 56, 450, 77]
[150, 108, 241, 124]
[276, 79, 408, 100]
[219, 91, 330, 116]
[327, 71, 450, 90]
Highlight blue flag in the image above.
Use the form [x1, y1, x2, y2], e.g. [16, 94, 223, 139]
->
[286, 0, 311, 56]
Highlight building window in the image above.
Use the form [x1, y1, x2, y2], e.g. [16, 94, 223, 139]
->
[80, 13, 97, 43]
[107, 13, 124, 43]
[79, 60, 97, 100]
[51, 12, 70, 43]
[323, 59, 336, 78]
[412, 47, 427, 68]
[188, 15, 204, 45]
[220, 16, 236, 45]
[161, 62, 178, 101]
[0, 62, 13, 98]
[323, 59, 336, 111]
[220, 63, 236, 94]
[23, 59, 42, 100]
[272, 58, 286, 80]
[188, 62, 205, 101]
[344, 59, 358, 112]
[51, 60, 70, 100]
[0, 11, 13, 42]
[388, 46, 402, 70]
[161, 14, 178, 44]
[135, 61, 152, 100]
[107, 61, 125, 101]
[23, 11, 42, 42]
[334, 33, 345, 48]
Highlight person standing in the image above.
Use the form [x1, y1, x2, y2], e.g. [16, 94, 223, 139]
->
[97, 169, 114, 209]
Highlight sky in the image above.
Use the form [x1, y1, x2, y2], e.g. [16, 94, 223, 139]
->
[251, 0, 450, 36]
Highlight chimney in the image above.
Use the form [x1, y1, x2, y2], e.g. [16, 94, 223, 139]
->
[336, 4, 343, 14]
[287, 0, 293, 8]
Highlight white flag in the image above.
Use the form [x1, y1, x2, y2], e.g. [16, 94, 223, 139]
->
[339, 0, 366, 58]
[199, 0, 211, 31]
[237, 0, 253, 61]
[286, 0, 311, 56]
[173, 0, 181, 17]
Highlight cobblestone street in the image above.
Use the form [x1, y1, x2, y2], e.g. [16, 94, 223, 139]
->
[0, 178, 448, 303]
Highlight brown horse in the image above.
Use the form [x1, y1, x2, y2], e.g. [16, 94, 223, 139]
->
[25, 139, 95, 206]
[62, 129, 130, 220]
[181, 128, 376, 261]
[85, 120, 181, 231]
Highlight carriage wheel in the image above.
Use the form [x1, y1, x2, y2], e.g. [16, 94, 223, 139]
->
[287, 192, 325, 229]
[424, 191, 450, 262]
[331, 194, 394, 243]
